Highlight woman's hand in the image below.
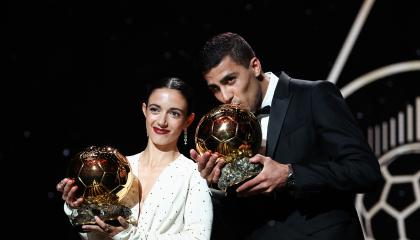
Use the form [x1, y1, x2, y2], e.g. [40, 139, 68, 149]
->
[81, 216, 130, 236]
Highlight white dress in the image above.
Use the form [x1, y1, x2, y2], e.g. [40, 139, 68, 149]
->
[64, 153, 213, 240]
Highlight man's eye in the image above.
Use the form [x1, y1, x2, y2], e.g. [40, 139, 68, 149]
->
[209, 87, 220, 93]
[220, 77, 235, 85]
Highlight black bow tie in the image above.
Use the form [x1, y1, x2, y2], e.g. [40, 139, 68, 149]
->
[255, 105, 271, 116]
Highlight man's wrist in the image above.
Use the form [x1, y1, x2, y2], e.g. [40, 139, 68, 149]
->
[286, 164, 296, 190]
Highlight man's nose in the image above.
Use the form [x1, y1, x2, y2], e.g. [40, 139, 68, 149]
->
[220, 88, 233, 104]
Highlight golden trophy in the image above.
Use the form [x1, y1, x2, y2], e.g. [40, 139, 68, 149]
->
[66, 146, 133, 231]
[195, 104, 262, 192]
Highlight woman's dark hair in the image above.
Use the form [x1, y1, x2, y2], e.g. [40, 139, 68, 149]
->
[145, 77, 195, 115]
[199, 32, 255, 75]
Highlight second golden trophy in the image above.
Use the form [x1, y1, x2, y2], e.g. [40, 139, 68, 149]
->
[66, 146, 134, 231]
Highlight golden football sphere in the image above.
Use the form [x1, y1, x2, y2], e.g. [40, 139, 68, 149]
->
[195, 104, 262, 163]
[67, 146, 133, 204]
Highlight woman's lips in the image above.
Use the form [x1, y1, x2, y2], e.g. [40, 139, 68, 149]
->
[153, 127, 170, 134]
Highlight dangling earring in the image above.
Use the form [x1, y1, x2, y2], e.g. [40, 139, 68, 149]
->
[184, 128, 188, 145]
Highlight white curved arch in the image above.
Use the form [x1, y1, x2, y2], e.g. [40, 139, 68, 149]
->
[378, 142, 420, 166]
[340, 60, 420, 98]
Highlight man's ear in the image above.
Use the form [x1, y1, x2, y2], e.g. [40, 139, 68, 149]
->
[250, 57, 262, 78]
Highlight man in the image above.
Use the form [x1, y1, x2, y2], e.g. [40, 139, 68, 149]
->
[190, 32, 383, 240]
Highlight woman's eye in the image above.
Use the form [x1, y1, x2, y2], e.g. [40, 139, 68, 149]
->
[149, 107, 159, 113]
[170, 111, 181, 118]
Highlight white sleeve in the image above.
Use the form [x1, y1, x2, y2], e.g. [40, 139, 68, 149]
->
[172, 171, 213, 240]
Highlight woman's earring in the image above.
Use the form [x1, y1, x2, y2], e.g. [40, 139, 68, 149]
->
[184, 128, 188, 145]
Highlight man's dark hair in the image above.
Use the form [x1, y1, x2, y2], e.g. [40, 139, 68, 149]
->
[199, 32, 255, 75]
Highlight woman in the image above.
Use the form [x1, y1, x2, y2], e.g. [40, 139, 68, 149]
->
[57, 77, 213, 240]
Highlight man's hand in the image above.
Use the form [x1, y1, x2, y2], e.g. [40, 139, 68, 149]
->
[236, 154, 289, 197]
[56, 178, 84, 208]
[190, 149, 225, 185]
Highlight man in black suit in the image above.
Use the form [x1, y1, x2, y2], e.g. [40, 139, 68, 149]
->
[190, 32, 383, 240]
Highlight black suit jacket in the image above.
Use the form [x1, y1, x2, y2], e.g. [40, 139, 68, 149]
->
[210, 72, 383, 240]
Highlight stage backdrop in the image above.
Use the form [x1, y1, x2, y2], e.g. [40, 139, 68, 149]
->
[7, 0, 419, 239]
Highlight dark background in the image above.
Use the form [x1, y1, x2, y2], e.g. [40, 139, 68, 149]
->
[7, 0, 420, 239]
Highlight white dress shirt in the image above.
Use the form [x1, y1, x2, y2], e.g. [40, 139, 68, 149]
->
[258, 72, 279, 154]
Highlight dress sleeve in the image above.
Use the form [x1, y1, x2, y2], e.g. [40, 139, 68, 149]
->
[179, 170, 213, 240]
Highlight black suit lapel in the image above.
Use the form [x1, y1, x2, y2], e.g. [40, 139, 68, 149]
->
[267, 72, 292, 157]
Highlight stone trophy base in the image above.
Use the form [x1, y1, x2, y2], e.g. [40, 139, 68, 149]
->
[70, 203, 132, 232]
[217, 157, 262, 192]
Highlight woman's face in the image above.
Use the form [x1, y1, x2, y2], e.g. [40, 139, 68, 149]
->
[142, 88, 194, 149]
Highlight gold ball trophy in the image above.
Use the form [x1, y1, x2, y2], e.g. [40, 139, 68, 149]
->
[66, 146, 133, 232]
[195, 104, 262, 192]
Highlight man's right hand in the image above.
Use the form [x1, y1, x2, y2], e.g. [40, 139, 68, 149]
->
[190, 149, 225, 185]
[56, 178, 84, 208]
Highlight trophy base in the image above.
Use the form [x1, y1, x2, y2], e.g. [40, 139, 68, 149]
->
[70, 203, 132, 232]
[217, 157, 262, 192]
